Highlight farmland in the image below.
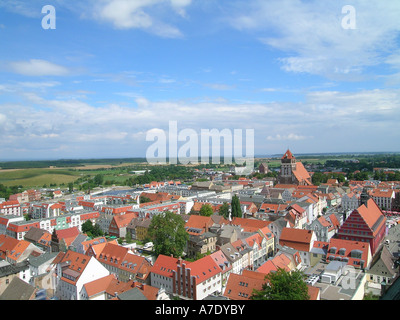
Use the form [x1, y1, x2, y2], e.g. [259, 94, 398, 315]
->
[0, 168, 79, 188]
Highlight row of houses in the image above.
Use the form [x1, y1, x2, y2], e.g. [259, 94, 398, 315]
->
[0, 194, 398, 300]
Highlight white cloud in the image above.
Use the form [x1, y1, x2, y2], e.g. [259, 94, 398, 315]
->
[229, 0, 400, 79]
[1, 86, 399, 158]
[204, 83, 235, 91]
[89, 0, 190, 37]
[8, 59, 69, 76]
[267, 134, 308, 141]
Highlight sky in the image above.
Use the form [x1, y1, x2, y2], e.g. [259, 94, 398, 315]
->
[0, 0, 400, 161]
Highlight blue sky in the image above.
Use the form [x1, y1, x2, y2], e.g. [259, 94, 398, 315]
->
[0, 0, 400, 161]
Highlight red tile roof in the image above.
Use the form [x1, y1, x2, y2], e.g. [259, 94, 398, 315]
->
[224, 270, 267, 300]
[185, 215, 214, 235]
[327, 238, 371, 268]
[59, 250, 91, 285]
[356, 199, 386, 237]
[282, 149, 295, 160]
[279, 227, 314, 252]
[231, 217, 272, 232]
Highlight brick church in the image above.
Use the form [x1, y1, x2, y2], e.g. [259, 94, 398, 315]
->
[277, 149, 312, 186]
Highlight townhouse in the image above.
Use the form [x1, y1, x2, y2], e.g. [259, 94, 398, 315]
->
[150, 254, 224, 300]
[0, 200, 21, 216]
[341, 192, 360, 211]
[80, 273, 168, 300]
[241, 232, 266, 269]
[370, 188, 396, 210]
[285, 204, 308, 228]
[101, 204, 136, 216]
[308, 213, 340, 242]
[185, 214, 218, 258]
[278, 227, 317, 267]
[223, 269, 267, 300]
[127, 217, 152, 241]
[24, 227, 52, 252]
[366, 245, 399, 292]
[0, 215, 24, 236]
[4, 211, 99, 240]
[257, 245, 303, 275]
[220, 242, 248, 275]
[0, 234, 44, 265]
[94, 242, 152, 283]
[108, 212, 137, 238]
[209, 250, 232, 286]
[77, 236, 108, 255]
[54, 250, 110, 300]
[9, 189, 41, 203]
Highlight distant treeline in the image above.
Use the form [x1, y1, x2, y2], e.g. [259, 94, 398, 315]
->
[325, 154, 400, 172]
[0, 158, 147, 169]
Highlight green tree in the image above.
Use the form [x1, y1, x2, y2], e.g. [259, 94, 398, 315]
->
[92, 223, 104, 237]
[218, 202, 230, 219]
[251, 268, 310, 300]
[125, 229, 132, 243]
[199, 204, 213, 217]
[82, 220, 93, 235]
[231, 195, 242, 218]
[68, 182, 74, 193]
[93, 174, 104, 186]
[148, 211, 189, 257]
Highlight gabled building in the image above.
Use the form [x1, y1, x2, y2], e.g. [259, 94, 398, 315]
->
[366, 245, 399, 293]
[336, 199, 386, 256]
[54, 250, 110, 300]
[278, 228, 316, 267]
[185, 214, 214, 236]
[108, 212, 136, 238]
[308, 214, 338, 242]
[95, 242, 152, 283]
[285, 204, 307, 228]
[341, 192, 360, 211]
[50, 226, 81, 252]
[127, 217, 152, 241]
[150, 253, 229, 300]
[0, 234, 44, 265]
[24, 227, 52, 252]
[223, 269, 266, 300]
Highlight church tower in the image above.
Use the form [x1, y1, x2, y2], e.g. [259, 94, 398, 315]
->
[360, 187, 371, 207]
[279, 149, 296, 184]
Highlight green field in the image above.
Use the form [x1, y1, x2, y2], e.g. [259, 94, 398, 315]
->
[0, 165, 142, 188]
[0, 169, 80, 188]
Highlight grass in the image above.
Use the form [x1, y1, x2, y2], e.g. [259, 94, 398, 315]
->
[0, 169, 79, 188]
[0, 167, 135, 188]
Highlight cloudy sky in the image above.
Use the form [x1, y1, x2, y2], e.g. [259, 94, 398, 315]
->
[0, 0, 399, 161]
